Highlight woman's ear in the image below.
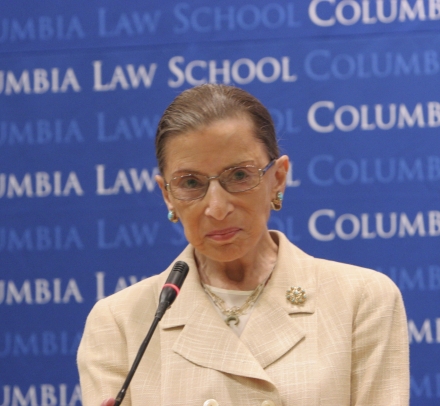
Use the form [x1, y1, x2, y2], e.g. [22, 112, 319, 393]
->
[155, 175, 173, 211]
[272, 155, 289, 194]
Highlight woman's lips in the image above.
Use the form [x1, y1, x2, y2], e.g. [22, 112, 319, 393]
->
[206, 227, 241, 241]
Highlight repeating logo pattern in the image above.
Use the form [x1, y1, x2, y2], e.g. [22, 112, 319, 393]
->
[1, 1, 439, 404]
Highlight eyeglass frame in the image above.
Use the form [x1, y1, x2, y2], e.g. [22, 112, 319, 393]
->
[164, 159, 277, 201]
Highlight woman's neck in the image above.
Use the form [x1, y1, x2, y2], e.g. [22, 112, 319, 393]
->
[195, 232, 278, 291]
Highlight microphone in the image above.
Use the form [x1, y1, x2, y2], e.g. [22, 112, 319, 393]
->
[155, 260, 189, 319]
[114, 261, 189, 406]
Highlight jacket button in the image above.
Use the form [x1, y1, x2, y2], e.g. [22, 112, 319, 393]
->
[261, 401, 276, 406]
[203, 400, 219, 406]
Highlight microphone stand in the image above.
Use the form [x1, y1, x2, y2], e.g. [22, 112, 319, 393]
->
[112, 260, 188, 406]
[113, 317, 159, 406]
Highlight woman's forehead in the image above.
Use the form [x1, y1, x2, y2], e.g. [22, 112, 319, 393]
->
[162, 118, 267, 175]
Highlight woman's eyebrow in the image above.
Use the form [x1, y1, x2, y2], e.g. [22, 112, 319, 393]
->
[171, 160, 256, 177]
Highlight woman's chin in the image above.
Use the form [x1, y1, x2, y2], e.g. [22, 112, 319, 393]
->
[198, 242, 246, 263]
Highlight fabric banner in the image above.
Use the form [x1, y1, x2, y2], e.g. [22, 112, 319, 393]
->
[1, 1, 439, 404]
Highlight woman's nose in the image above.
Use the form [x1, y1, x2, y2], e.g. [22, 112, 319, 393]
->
[203, 180, 234, 220]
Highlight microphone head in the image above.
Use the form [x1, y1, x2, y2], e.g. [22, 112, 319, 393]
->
[172, 260, 189, 275]
[164, 261, 189, 288]
[158, 261, 189, 307]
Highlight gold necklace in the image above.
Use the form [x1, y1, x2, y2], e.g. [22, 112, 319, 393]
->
[202, 278, 268, 326]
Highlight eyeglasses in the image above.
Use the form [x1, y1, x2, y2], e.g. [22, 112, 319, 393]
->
[165, 160, 276, 201]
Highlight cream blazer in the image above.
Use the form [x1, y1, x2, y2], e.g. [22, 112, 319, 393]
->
[77, 231, 409, 406]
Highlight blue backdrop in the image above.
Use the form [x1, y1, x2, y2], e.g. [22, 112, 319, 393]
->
[1, 1, 439, 404]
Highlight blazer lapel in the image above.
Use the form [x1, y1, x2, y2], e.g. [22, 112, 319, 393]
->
[172, 300, 276, 384]
[160, 232, 316, 380]
[239, 296, 306, 369]
[239, 231, 317, 369]
[160, 247, 275, 384]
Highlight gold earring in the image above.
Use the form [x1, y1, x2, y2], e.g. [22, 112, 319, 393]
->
[167, 210, 179, 223]
[271, 191, 284, 211]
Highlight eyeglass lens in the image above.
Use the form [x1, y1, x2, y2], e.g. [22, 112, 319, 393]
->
[169, 165, 261, 200]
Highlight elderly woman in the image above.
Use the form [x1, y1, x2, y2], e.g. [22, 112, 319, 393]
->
[77, 84, 409, 406]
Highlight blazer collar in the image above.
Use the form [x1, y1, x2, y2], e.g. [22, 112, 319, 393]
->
[160, 231, 317, 381]
[239, 231, 316, 369]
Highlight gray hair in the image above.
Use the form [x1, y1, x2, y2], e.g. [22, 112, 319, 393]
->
[155, 84, 279, 174]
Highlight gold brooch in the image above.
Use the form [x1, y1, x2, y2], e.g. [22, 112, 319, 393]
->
[286, 286, 306, 305]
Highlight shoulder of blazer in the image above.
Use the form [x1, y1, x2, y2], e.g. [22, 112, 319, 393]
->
[272, 230, 402, 311]
[88, 243, 197, 328]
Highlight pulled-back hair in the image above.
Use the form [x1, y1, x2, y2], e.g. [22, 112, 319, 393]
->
[155, 84, 279, 174]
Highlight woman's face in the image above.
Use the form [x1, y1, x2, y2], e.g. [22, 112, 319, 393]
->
[156, 115, 288, 263]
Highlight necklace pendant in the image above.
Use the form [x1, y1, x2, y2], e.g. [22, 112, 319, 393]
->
[225, 315, 239, 326]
